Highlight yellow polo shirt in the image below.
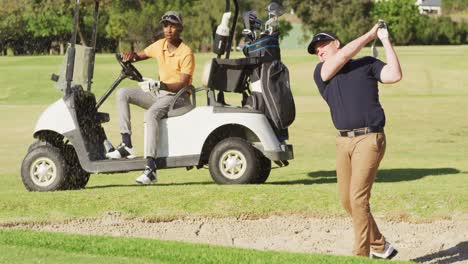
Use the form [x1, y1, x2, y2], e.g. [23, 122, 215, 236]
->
[144, 39, 195, 84]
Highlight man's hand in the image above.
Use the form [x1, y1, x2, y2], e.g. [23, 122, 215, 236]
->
[121, 51, 149, 62]
[122, 51, 137, 62]
[378, 27, 389, 41]
[367, 23, 379, 40]
[138, 78, 160, 94]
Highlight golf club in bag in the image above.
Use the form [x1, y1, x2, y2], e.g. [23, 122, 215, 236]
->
[242, 2, 295, 140]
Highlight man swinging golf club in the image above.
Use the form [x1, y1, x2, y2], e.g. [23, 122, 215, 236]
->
[106, 11, 195, 184]
[309, 21, 402, 258]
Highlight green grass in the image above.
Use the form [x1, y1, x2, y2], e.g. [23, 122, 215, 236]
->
[0, 230, 409, 264]
[0, 46, 467, 261]
[0, 46, 467, 223]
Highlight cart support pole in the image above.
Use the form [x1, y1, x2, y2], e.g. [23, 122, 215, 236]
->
[225, 0, 239, 59]
[65, 0, 80, 98]
[87, 0, 99, 92]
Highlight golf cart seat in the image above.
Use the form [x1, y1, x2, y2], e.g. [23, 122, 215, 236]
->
[202, 58, 262, 107]
[205, 58, 260, 93]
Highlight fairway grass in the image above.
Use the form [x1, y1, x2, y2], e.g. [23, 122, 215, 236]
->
[0, 46, 467, 224]
[0, 230, 410, 264]
[0, 46, 466, 263]
[0, 45, 467, 264]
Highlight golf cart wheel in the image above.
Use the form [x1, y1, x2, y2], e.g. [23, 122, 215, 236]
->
[208, 137, 261, 184]
[27, 140, 47, 152]
[63, 145, 90, 190]
[252, 155, 272, 184]
[66, 165, 90, 190]
[21, 145, 69, 192]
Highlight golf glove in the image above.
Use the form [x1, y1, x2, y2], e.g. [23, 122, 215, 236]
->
[377, 20, 389, 40]
[138, 78, 160, 94]
[378, 28, 389, 40]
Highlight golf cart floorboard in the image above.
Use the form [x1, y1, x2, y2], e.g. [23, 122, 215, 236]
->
[85, 155, 200, 174]
[88, 158, 146, 174]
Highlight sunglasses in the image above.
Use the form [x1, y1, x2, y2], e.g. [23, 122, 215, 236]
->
[161, 15, 180, 22]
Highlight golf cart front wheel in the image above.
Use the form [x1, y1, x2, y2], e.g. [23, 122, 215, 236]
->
[63, 145, 90, 190]
[21, 144, 69, 192]
[208, 137, 262, 184]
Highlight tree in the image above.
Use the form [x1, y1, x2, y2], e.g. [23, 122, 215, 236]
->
[442, 0, 468, 14]
[371, 0, 466, 45]
[23, 0, 75, 55]
[371, 0, 423, 45]
[105, 0, 198, 51]
[0, 0, 27, 55]
[288, 0, 374, 44]
[183, 0, 225, 52]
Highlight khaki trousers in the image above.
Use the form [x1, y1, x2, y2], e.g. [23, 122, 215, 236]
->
[335, 132, 387, 257]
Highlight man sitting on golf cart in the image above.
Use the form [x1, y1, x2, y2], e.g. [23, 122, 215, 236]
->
[106, 11, 195, 184]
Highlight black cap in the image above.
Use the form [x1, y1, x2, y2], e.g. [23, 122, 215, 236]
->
[307, 31, 340, 54]
[160, 11, 183, 26]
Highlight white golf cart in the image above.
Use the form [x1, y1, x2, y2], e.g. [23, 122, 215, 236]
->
[20, 0, 294, 191]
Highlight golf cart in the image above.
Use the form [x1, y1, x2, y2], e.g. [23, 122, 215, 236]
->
[20, 0, 294, 191]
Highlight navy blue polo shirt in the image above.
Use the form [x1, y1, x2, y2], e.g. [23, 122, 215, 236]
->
[314, 56, 386, 130]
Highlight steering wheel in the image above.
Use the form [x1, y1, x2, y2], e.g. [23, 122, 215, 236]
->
[115, 53, 143, 82]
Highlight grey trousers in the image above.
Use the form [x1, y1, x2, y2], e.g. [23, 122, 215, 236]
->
[116, 87, 188, 159]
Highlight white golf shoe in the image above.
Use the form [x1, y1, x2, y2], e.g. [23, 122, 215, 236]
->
[106, 143, 136, 159]
[370, 241, 398, 259]
[135, 166, 157, 185]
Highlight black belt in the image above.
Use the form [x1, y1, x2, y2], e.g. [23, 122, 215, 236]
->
[339, 127, 384, 137]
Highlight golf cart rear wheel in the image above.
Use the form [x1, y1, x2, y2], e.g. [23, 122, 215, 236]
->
[21, 145, 69, 192]
[252, 155, 272, 183]
[209, 137, 262, 184]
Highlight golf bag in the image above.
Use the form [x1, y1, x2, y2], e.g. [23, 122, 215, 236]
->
[243, 33, 295, 131]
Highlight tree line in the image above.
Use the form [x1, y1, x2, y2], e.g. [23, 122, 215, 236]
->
[290, 0, 467, 45]
[0, 0, 466, 56]
[0, 0, 281, 55]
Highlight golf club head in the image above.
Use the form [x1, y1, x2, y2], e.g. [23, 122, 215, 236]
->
[242, 11, 253, 32]
[243, 10, 263, 41]
[242, 29, 253, 35]
[264, 17, 279, 34]
[242, 29, 254, 43]
[243, 11, 262, 31]
[378, 19, 387, 29]
[251, 18, 263, 31]
[266, 2, 285, 18]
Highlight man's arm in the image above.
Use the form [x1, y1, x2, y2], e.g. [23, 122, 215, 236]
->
[321, 24, 379, 82]
[122, 51, 149, 62]
[378, 34, 402, 83]
[163, 73, 191, 93]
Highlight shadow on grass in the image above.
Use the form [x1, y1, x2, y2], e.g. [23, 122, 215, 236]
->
[268, 168, 460, 185]
[86, 181, 214, 189]
[412, 241, 468, 264]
